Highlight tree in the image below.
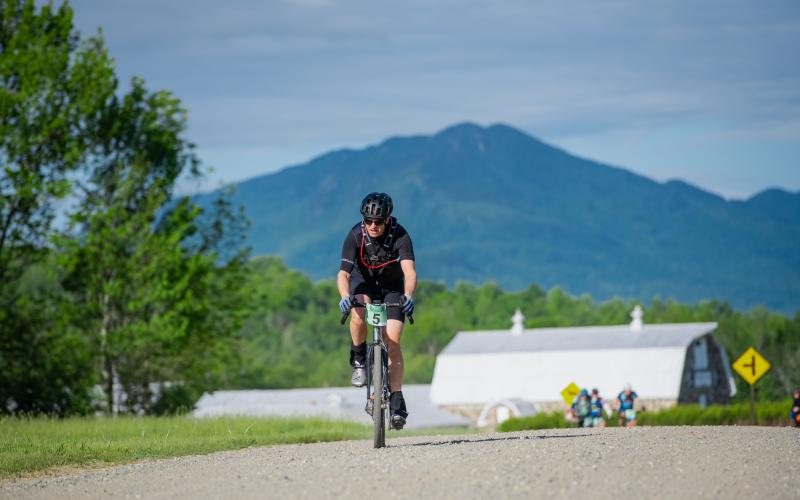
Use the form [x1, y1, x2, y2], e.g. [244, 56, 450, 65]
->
[0, 257, 95, 415]
[60, 77, 247, 414]
[0, 0, 115, 281]
[61, 77, 189, 413]
[0, 0, 116, 415]
[0, 1, 248, 416]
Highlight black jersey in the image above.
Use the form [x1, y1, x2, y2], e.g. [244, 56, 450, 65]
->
[340, 218, 414, 288]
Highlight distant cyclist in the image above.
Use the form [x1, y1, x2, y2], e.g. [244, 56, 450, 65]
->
[572, 389, 592, 428]
[590, 388, 606, 428]
[337, 192, 417, 430]
[617, 384, 639, 428]
[791, 388, 800, 428]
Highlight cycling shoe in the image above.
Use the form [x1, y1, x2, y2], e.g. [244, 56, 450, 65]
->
[390, 413, 406, 430]
[351, 362, 366, 387]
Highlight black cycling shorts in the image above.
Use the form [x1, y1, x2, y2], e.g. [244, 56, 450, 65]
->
[348, 271, 405, 322]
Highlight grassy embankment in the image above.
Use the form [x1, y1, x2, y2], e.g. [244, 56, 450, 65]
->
[498, 401, 794, 432]
[1, 416, 372, 479]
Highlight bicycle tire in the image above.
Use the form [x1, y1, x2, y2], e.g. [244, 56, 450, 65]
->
[372, 343, 386, 448]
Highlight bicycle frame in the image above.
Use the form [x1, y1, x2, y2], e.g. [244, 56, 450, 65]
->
[364, 304, 389, 406]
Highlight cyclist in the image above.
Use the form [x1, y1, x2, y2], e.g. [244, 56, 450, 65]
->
[616, 383, 639, 427]
[337, 192, 417, 430]
[571, 389, 592, 428]
[791, 388, 800, 428]
[590, 388, 606, 428]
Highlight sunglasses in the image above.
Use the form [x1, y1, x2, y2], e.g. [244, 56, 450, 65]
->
[363, 218, 387, 227]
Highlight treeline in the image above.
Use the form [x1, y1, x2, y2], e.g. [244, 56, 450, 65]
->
[1, 1, 248, 416]
[228, 256, 800, 403]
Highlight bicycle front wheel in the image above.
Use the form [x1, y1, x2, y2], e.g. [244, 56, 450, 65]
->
[372, 343, 386, 448]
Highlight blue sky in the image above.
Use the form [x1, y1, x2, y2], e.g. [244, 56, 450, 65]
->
[70, 0, 800, 199]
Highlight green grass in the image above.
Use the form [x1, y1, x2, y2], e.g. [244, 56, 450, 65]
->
[0, 416, 371, 479]
[498, 401, 795, 432]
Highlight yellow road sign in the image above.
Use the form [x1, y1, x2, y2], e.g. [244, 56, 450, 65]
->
[732, 347, 770, 385]
[560, 382, 581, 406]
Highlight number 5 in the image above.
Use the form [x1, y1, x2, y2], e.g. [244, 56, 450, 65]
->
[372, 313, 380, 324]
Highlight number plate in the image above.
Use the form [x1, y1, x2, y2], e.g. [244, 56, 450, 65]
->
[366, 303, 388, 327]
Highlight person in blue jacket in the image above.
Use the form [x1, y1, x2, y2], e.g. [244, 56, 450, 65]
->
[617, 384, 639, 428]
[590, 388, 606, 428]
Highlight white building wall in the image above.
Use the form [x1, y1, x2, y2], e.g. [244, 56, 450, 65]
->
[430, 347, 687, 405]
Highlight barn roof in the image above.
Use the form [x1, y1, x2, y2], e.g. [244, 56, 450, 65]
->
[440, 322, 718, 356]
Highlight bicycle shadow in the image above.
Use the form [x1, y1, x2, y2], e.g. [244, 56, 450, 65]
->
[393, 432, 599, 448]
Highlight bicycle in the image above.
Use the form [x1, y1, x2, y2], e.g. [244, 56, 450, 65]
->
[341, 298, 413, 448]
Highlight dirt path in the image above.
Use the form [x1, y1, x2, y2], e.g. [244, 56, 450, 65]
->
[2, 426, 798, 499]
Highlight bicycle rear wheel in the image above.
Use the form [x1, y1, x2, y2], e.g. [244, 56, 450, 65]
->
[372, 343, 386, 448]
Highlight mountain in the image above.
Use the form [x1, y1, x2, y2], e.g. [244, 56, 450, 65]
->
[195, 123, 800, 313]
[743, 188, 800, 226]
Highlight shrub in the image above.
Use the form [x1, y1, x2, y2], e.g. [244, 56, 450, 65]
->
[151, 385, 200, 416]
[497, 411, 570, 432]
[638, 402, 791, 426]
[498, 401, 794, 432]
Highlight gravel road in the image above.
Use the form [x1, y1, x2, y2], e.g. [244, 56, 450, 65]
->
[3, 426, 798, 499]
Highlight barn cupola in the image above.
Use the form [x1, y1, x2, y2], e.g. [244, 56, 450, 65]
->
[630, 305, 644, 332]
[511, 309, 524, 336]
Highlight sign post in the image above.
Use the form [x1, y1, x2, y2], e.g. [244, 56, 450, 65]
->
[731, 347, 771, 424]
[560, 382, 581, 407]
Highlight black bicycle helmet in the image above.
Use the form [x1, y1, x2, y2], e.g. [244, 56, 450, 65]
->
[360, 192, 393, 218]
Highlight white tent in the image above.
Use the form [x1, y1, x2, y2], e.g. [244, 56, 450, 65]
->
[430, 315, 736, 410]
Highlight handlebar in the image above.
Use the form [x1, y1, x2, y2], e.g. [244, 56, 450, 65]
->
[340, 299, 414, 325]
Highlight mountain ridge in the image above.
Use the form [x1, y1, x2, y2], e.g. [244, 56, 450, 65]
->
[743, 187, 800, 225]
[195, 123, 800, 312]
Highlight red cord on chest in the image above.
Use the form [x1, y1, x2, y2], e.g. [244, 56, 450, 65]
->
[359, 226, 398, 269]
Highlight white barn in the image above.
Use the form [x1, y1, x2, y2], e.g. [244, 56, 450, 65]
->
[430, 308, 737, 424]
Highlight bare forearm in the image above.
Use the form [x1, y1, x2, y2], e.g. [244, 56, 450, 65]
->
[404, 273, 417, 297]
[401, 260, 417, 297]
[337, 271, 351, 298]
